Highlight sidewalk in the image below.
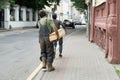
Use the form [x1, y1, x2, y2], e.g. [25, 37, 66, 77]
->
[0, 27, 37, 37]
[34, 27, 120, 80]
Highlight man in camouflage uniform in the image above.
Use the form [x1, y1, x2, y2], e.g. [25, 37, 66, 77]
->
[38, 10, 59, 72]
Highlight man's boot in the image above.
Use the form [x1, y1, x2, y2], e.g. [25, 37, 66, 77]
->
[41, 57, 46, 69]
[47, 62, 55, 72]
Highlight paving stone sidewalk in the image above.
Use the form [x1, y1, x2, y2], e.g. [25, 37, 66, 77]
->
[34, 27, 120, 80]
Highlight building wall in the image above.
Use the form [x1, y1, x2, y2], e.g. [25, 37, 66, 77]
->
[9, 21, 36, 28]
[90, 0, 120, 63]
[92, 0, 106, 6]
[94, 3, 106, 50]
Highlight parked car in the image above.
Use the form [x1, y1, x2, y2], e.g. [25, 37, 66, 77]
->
[74, 20, 81, 25]
[63, 19, 75, 29]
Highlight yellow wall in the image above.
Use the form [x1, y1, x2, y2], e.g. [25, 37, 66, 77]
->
[92, 0, 106, 6]
[95, 0, 106, 6]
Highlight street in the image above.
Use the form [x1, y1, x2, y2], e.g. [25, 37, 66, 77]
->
[0, 26, 77, 80]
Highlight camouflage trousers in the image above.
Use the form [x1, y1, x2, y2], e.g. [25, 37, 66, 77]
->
[39, 36, 55, 63]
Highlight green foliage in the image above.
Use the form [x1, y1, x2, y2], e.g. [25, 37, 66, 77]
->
[0, 0, 7, 10]
[114, 66, 120, 78]
[48, 0, 60, 5]
[71, 0, 87, 11]
[9, 0, 15, 4]
[0, 0, 60, 10]
[9, 0, 15, 8]
[71, 0, 88, 23]
[0, 0, 15, 10]
[15, 0, 60, 10]
[15, 0, 47, 10]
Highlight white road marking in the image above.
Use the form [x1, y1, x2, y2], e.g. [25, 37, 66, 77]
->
[26, 62, 43, 80]
[26, 30, 75, 80]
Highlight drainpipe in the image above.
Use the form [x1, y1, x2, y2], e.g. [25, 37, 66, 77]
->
[86, 2, 91, 41]
[88, 2, 91, 41]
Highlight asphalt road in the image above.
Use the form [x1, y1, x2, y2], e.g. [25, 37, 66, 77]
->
[0, 26, 79, 80]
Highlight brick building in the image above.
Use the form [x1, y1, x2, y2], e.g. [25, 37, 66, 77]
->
[86, 0, 120, 63]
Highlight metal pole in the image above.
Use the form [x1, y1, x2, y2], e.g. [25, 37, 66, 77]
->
[87, 2, 90, 41]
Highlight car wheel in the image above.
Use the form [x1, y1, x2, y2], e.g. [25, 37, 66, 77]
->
[72, 26, 75, 29]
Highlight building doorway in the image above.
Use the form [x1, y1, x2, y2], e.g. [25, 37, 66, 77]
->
[0, 9, 4, 29]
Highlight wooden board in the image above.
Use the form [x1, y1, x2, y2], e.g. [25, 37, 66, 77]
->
[49, 28, 66, 42]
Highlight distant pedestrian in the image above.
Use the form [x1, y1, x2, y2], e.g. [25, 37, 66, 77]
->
[52, 13, 67, 58]
[38, 10, 59, 72]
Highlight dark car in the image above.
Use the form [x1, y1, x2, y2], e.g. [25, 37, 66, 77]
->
[63, 19, 75, 29]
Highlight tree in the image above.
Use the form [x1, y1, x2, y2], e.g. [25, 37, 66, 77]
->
[71, 0, 88, 23]
[0, 0, 60, 10]
[0, 0, 15, 10]
[48, 0, 60, 5]
[15, 0, 60, 10]
[0, 0, 9, 10]
[15, 0, 47, 10]
[71, 0, 87, 11]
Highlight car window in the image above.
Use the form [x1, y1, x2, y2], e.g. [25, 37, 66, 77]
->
[64, 19, 73, 22]
[68, 19, 72, 22]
